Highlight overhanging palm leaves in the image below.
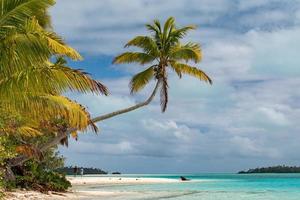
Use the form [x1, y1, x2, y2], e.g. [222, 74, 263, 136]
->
[114, 17, 212, 112]
[0, 0, 107, 137]
[0, 0, 55, 29]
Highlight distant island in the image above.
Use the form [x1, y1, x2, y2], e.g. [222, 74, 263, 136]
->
[238, 165, 300, 174]
[56, 166, 108, 175]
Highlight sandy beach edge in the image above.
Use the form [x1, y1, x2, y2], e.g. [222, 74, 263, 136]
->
[4, 176, 181, 199]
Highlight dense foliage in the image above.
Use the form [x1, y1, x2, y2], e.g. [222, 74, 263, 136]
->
[12, 157, 71, 192]
[0, 135, 16, 197]
[238, 166, 300, 174]
[1, 126, 71, 192]
[0, 0, 106, 194]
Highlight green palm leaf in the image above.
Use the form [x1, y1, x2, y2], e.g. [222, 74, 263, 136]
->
[125, 36, 159, 56]
[25, 18, 82, 60]
[130, 66, 155, 93]
[113, 52, 155, 65]
[0, 59, 108, 99]
[163, 17, 175, 41]
[0, 0, 55, 30]
[169, 25, 196, 40]
[170, 43, 202, 63]
[170, 62, 212, 84]
[17, 126, 43, 137]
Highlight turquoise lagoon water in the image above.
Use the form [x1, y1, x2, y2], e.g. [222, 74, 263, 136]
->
[74, 174, 300, 200]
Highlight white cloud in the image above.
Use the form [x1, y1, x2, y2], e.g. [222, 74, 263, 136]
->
[55, 0, 300, 172]
[246, 28, 300, 77]
[258, 107, 290, 126]
[142, 119, 197, 141]
[69, 140, 135, 156]
[230, 136, 280, 158]
[239, 10, 291, 27]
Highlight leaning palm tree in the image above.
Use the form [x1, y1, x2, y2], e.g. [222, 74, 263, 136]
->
[11, 17, 213, 167]
[43, 17, 212, 149]
[93, 17, 212, 122]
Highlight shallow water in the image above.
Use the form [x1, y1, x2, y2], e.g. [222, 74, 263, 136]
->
[73, 174, 300, 200]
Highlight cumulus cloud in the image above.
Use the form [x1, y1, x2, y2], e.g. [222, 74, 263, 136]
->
[55, 0, 300, 172]
[51, 0, 300, 54]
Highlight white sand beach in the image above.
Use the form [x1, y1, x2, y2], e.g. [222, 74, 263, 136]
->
[69, 176, 179, 185]
[4, 176, 181, 200]
[5, 190, 136, 200]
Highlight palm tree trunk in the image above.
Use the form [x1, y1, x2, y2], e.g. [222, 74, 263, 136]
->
[91, 80, 160, 123]
[9, 80, 160, 167]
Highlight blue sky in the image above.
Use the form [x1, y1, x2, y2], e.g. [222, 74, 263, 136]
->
[51, 0, 300, 173]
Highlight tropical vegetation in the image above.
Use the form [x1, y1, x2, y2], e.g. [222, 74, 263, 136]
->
[0, 0, 107, 193]
[56, 166, 107, 175]
[238, 166, 300, 174]
[0, 0, 212, 196]
[113, 16, 212, 112]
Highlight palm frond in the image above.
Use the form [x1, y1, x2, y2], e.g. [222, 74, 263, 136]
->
[169, 62, 212, 84]
[31, 95, 98, 133]
[169, 42, 202, 63]
[40, 29, 82, 60]
[163, 17, 175, 40]
[130, 66, 155, 93]
[0, 0, 55, 31]
[24, 18, 82, 60]
[146, 19, 161, 34]
[125, 36, 159, 57]
[170, 25, 196, 40]
[0, 28, 51, 75]
[0, 59, 108, 100]
[113, 52, 155, 65]
[17, 126, 43, 137]
[146, 19, 162, 49]
[34, 6, 52, 28]
[51, 58, 108, 95]
[0, 94, 98, 134]
[0, 17, 81, 76]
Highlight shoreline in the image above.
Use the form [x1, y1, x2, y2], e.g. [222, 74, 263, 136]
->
[69, 176, 179, 185]
[4, 176, 181, 200]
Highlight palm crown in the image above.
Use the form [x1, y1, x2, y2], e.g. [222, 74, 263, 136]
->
[113, 17, 212, 112]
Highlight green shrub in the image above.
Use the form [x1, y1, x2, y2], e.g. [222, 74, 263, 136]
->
[1, 133, 71, 193]
[14, 161, 71, 192]
[0, 135, 17, 197]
